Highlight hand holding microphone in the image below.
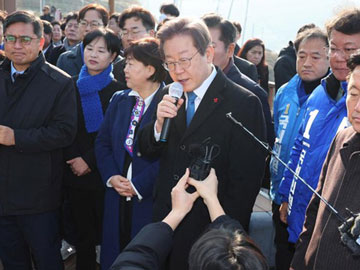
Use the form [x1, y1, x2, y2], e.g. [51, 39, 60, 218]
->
[156, 82, 184, 142]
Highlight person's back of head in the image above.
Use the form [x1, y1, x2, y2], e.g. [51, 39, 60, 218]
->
[160, 3, 180, 17]
[189, 227, 268, 270]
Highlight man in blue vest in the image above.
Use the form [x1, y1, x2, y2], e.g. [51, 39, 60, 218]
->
[270, 27, 329, 270]
[278, 7, 360, 251]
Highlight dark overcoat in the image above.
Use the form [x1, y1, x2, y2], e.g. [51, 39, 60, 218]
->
[138, 69, 267, 270]
[63, 77, 121, 190]
[0, 54, 77, 216]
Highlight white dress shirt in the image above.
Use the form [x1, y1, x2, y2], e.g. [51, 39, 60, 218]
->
[154, 65, 217, 141]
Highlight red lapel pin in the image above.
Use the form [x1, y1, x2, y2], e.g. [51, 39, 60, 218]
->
[213, 98, 218, 103]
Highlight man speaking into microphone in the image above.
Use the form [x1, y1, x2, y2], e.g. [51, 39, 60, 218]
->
[138, 17, 267, 270]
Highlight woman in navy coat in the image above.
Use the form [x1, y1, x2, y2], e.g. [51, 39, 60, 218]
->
[95, 37, 167, 270]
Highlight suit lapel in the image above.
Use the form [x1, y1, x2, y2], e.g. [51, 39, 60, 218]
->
[181, 71, 225, 141]
[117, 93, 135, 147]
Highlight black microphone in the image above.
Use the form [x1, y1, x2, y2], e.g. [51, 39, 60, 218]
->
[160, 82, 183, 142]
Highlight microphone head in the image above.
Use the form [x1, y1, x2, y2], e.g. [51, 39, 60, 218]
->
[169, 82, 183, 99]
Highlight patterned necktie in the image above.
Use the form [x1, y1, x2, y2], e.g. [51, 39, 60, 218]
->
[124, 96, 145, 156]
[186, 91, 197, 126]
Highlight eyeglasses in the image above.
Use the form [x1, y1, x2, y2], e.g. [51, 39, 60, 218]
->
[120, 29, 146, 38]
[4, 35, 39, 45]
[66, 23, 79, 29]
[79, 20, 103, 29]
[163, 50, 200, 71]
[328, 47, 359, 58]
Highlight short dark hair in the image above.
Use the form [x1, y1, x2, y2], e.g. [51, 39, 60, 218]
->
[347, 50, 360, 72]
[326, 8, 360, 36]
[294, 27, 328, 53]
[51, 20, 60, 28]
[202, 13, 236, 49]
[189, 227, 268, 270]
[157, 17, 211, 57]
[83, 28, 121, 60]
[124, 37, 167, 83]
[119, 6, 155, 31]
[239, 38, 267, 68]
[65, 12, 78, 26]
[160, 3, 180, 17]
[233, 21, 242, 35]
[4, 11, 43, 38]
[79, 4, 109, 26]
[297, 23, 316, 35]
[42, 20, 53, 35]
[110, 13, 121, 24]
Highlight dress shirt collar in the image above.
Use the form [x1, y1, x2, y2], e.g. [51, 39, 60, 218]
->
[184, 65, 217, 101]
[11, 61, 25, 82]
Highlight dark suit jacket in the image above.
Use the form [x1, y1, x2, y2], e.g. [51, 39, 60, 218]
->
[234, 56, 258, 82]
[274, 42, 296, 91]
[225, 61, 274, 147]
[138, 69, 266, 270]
[43, 42, 55, 62]
[48, 44, 66, 65]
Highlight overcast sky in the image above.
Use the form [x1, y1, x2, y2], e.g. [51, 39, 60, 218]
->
[141, 0, 360, 52]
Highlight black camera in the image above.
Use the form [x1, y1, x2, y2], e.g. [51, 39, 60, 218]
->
[188, 138, 220, 182]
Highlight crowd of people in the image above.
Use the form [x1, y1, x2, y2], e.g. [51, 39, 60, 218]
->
[0, 2, 360, 270]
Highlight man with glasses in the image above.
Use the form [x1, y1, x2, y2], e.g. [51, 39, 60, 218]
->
[278, 8, 360, 252]
[48, 12, 81, 65]
[138, 17, 266, 270]
[270, 27, 329, 270]
[57, 3, 108, 76]
[0, 11, 77, 269]
[113, 6, 156, 85]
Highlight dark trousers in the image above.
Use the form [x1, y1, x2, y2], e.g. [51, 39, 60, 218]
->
[272, 203, 295, 270]
[61, 186, 77, 246]
[68, 187, 104, 270]
[0, 210, 63, 270]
